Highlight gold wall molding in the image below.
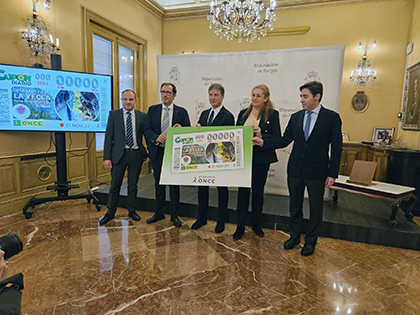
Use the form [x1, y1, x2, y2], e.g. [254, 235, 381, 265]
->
[266, 26, 310, 36]
[68, 154, 87, 181]
[21, 158, 57, 192]
[0, 150, 91, 216]
[0, 162, 17, 198]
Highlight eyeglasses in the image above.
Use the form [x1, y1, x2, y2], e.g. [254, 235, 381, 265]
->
[251, 94, 264, 99]
[161, 91, 173, 95]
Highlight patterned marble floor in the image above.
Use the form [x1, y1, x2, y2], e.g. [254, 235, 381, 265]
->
[2, 199, 420, 314]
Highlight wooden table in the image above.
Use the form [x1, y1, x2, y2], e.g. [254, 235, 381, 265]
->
[330, 175, 416, 227]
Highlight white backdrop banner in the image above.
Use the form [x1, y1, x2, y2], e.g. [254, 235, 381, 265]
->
[157, 46, 344, 196]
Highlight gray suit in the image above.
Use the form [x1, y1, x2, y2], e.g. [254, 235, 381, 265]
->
[104, 108, 148, 214]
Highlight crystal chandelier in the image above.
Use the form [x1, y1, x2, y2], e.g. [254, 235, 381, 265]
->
[207, 0, 277, 43]
[36, 0, 51, 10]
[349, 41, 377, 89]
[21, 1, 59, 65]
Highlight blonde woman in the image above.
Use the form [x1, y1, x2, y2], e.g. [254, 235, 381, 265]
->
[234, 84, 281, 240]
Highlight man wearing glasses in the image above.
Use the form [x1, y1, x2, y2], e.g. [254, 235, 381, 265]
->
[144, 83, 191, 227]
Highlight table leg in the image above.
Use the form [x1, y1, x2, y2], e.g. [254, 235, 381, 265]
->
[403, 194, 416, 220]
[389, 201, 399, 227]
[332, 190, 338, 202]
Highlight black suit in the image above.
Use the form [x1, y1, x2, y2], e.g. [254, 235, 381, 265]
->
[236, 108, 281, 228]
[264, 105, 342, 245]
[104, 108, 148, 215]
[197, 106, 235, 223]
[144, 104, 191, 217]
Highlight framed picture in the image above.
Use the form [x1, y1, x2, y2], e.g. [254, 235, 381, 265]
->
[372, 127, 394, 143]
[402, 61, 420, 130]
[342, 131, 349, 141]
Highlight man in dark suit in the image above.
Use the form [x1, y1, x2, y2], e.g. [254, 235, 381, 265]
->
[144, 83, 191, 227]
[191, 83, 235, 233]
[100, 89, 149, 225]
[252, 81, 342, 256]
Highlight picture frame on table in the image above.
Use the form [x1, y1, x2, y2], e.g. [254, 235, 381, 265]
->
[372, 127, 394, 143]
[342, 131, 349, 141]
[402, 61, 420, 130]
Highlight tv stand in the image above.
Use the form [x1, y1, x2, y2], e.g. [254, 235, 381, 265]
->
[22, 54, 101, 219]
[22, 132, 102, 219]
[23, 184, 101, 219]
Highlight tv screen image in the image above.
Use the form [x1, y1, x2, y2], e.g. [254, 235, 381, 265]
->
[0, 63, 113, 132]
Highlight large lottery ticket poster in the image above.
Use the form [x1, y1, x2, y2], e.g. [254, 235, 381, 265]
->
[160, 126, 253, 187]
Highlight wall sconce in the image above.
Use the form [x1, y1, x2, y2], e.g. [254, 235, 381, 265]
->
[21, 1, 59, 65]
[349, 41, 377, 89]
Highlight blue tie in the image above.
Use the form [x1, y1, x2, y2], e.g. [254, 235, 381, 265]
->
[304, 111, 313, 141]
[126, 111, 134, 148]
[208, 110, 214, 125]
[162, 107, 170, 136]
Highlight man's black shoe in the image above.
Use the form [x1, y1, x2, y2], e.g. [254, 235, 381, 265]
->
[171, 216, 182, 227]
[301, 244, 315, 256]
[252, 226, 264, 237]
[233, 227, 245, 240]
[99, 213, 115, 225]
[284, 238, 300, 250]
[146, 213, 165, 224]
[191, 219, 207, 230]
[128, 211, 141, 221]
[215, 220, 225, 233]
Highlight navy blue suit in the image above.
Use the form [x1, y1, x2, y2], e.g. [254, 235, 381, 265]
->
[196, 106, 235, 223]
[144, 104, 190, 217]
[263, 105, 342, 245]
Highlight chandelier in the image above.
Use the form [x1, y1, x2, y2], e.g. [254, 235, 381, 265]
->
[207, 0, 277, 43]
[21, 1, 59, 65]
[349, 41, 377, 89]
[36, 0, 51, 10]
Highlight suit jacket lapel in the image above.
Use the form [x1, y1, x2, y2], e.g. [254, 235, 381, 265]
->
[118, 109, 125, 132]
[241, 111, 249, 126]
[135, 110, 141, 135]
[203, 109, 211, 126]
[172, 104, 179, 126]
[310, 106, 327, 139]
[211, 106, 224, 125]
[297, 110, 305, 140]
[155, 104, 162, 132]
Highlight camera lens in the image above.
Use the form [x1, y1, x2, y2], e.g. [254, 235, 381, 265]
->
[0, 233, 23, 260]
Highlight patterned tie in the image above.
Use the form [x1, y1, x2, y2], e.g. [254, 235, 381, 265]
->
[208, 110, 214, 125]
[304, 111, 313, 141]
[126, 111, 134, 148]
[162, 107, 170, 136]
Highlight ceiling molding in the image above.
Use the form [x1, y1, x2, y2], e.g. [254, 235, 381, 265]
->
[133, 0, 166, 19]
[134, 0, 377, 20]
[164, 6, 209, 19]
[277, 0, 374, 9]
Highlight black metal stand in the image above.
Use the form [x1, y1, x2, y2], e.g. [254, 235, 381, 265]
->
[22, 54, 101, 219]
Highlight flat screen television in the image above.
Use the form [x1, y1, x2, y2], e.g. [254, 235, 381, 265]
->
[0, 63, 113, 133]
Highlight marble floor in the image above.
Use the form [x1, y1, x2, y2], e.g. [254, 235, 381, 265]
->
[2, 199, 420, 314]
